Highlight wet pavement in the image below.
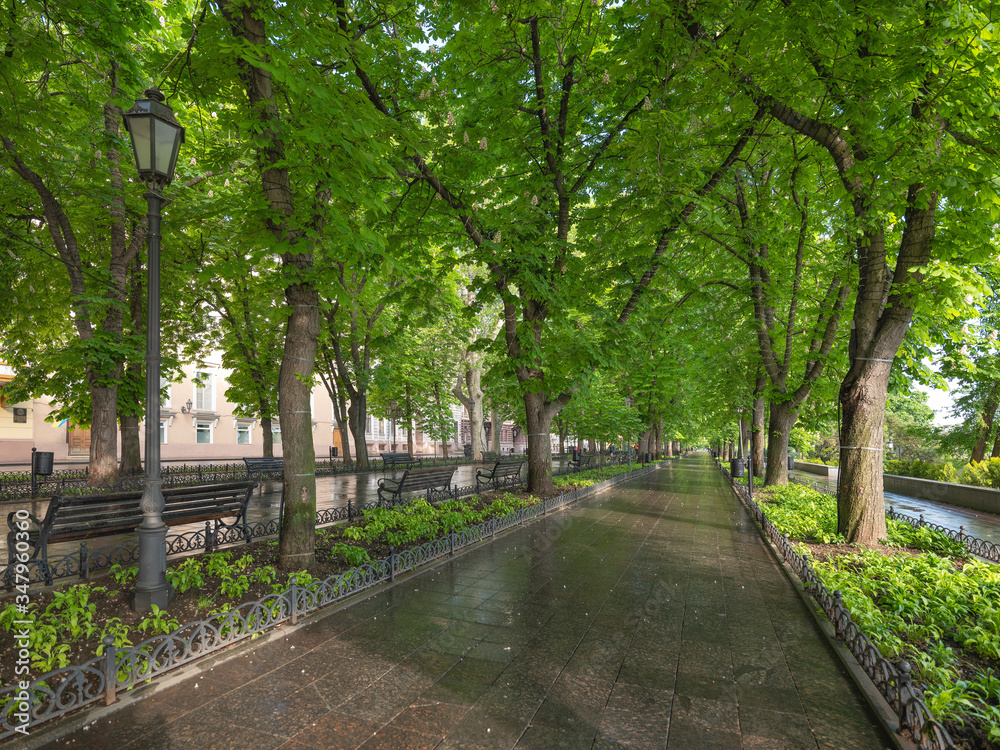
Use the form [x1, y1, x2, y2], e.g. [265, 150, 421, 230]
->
[48, 453, 892, 749]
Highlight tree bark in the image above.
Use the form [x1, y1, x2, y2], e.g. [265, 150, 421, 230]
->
[490, 403, 500, 453]
[751, 370, 767, 477]
[764, 401, 798, 485]
[837, 364, 891, 545]
[452, 359, 486, 459]
[971, 384, 1000, 463]
[347, 394, 369, 468]
[524, 391, 559, 494]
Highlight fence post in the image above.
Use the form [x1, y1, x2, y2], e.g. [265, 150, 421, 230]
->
[347, 499, 353, 523]
[80, 542, 89, 581]
[958, 525, 966, 546]
[449, 526, 455, 556]
[103, 636, 117, 705]
[832, 591, 845, 639]
[389, 546, 396, 582]
[205, 521, 214, 553]
[290, 582, 299, 625]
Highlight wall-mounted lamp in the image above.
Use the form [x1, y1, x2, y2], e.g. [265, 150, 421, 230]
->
[181, 399, 193, 414]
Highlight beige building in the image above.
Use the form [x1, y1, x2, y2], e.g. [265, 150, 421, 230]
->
[0, 359, 529, 466]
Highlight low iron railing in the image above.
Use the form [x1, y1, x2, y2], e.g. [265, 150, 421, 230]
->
[0, 464, 657, 741]
[0, 456, 493, 502]
[720, 461, 958, 750]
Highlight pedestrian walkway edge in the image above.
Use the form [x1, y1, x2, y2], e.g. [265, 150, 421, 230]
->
[716, 466, 914, 750]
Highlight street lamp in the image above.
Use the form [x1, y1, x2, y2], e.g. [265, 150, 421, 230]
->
[122, 88, 184, 612]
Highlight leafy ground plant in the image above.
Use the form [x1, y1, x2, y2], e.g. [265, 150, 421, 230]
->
[757, 483, 997, 746]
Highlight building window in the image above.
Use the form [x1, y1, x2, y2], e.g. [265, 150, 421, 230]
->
[366, 416, 372, 436]
[236, 422, 252, 445]
[272, 424, 281, 445]
[196, 420, 213, 444]
[159, 419, 168, 444]
[194, 370, 215, 411]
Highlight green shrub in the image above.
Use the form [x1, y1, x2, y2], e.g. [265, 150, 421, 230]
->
[885, 459, 959, 483]
[959, 458, 1000, 489]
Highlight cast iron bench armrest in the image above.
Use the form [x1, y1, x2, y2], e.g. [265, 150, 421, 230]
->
[377, 466, 455, 504]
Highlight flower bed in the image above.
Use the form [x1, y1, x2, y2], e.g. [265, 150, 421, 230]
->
[756, 483, 999, 748]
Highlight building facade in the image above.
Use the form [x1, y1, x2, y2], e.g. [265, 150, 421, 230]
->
[0, 360, 533, 466]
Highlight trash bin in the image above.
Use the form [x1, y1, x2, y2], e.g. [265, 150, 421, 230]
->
[32, 449, 54, 476]
[730, 458, 745, 478]
[463, 444, 472, 458]
[330, 446, 338, 458]
[645, 452, 652, 464]
[788, 455, 795, 470]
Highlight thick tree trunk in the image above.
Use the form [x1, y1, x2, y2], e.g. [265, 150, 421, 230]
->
[837, 367, 890, 545]
[406, 417, 414, 456]
[524, 391, 558, 494]
[88, 383, 119, 484]
[277, 285, 319, 570]
[261, 416, 274, 458]
[764, 401, 797, 486]
[971, 385, 1000, 463]
[991, 428, 1000, 459]
[666, 440, 673, 458]
[119, 411, 141, 476]
[347, 394, 369, 468]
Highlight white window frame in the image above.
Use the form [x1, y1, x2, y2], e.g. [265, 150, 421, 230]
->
[160, 377, 172, 409]
[271, 423, 281, 445]
[159, 419, 168, 444]
[236, 420, 253, 445]
[194, 370, 215, 411]
[195, 419, 214, 444]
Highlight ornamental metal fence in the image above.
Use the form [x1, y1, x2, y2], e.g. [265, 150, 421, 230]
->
[0, 464, 657, 741]
[0, 456, 491, 502]
[2, 462, 585, 590]
[721, 461, 957, 750]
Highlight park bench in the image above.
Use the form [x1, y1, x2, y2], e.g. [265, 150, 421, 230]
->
[243, 456, 284, 482]
[380, 452, 423, 470]
[6, 481, 256, 580]
[570, 453, 600, 472]
[481, 451, 499, 463]
[476, 457, 524, 491]
[377, 466, 455, 505]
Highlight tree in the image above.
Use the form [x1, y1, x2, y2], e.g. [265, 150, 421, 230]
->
[732, 0, 1000, 543]
[0, 3, 159, 482]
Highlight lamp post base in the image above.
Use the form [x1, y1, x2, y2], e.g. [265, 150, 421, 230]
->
[129, 524, 175, 612]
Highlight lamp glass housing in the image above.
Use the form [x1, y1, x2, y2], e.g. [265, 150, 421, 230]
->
[122, 89, 185, 186]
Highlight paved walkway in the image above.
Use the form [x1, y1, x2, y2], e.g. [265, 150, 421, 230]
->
[48, 454, 893, 749]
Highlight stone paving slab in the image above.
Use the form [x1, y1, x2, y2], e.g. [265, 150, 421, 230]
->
[47, 454, 894, 749]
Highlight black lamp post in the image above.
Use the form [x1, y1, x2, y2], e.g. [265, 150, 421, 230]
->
[122, 88, 184, 612]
